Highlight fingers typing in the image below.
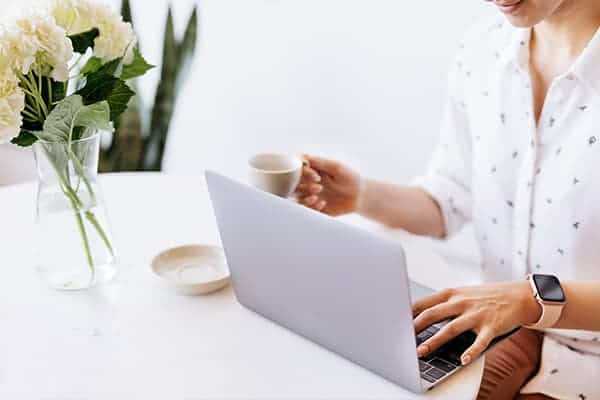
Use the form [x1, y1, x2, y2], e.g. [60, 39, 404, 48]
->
[461, 328, 494, 365]
[412, 288, 455, 318]
[416, 316, 473, 357]
[414, 300, 463, 334]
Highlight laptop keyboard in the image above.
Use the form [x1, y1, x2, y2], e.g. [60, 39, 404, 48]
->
[416, 325, 477, 384]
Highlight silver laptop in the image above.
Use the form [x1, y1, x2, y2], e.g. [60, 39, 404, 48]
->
[206, 171, 502, 393]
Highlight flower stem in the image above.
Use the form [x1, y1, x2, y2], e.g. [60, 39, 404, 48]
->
[21, 74, 43, 120]
[66, 138, 113, 259]
[35, 70, 49, 118]
[47, 77, 53, 106]
[68, 195, 95, 278]
[41, 146, 101, 279]
[69, 149, 96, 200]
[21, 108, 42, 122]
[85, 211, 115, 257]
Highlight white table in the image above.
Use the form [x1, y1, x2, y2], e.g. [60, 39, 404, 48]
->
[0, 173, 484, 399]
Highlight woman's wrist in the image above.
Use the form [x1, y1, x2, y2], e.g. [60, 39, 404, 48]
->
[355, 177, 373, 216]
[516, 280, 543, 326]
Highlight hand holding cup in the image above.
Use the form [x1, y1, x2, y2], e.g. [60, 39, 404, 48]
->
[294, 155, 362, 216]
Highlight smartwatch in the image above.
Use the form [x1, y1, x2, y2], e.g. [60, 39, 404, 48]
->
[525, 274, 566, 329]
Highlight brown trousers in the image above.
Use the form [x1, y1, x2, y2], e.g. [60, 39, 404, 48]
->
[477, 328, 554, 400]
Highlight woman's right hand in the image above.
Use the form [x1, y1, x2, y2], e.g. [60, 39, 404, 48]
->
[294, 155, 362, 216]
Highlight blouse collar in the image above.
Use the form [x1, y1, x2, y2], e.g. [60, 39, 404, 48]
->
[499, 24, 600, 96]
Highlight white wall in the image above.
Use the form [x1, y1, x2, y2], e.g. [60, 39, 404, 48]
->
[0, 0, 495, 186]
[163, 0, 494, 183]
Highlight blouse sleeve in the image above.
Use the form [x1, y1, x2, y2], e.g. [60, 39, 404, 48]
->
[412, 54, 473, 237]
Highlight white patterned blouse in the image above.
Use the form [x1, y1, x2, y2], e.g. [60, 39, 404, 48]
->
[415, 16, 600, 400]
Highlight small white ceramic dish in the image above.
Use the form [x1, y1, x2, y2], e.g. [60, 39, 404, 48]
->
[151, 245, 230, 295]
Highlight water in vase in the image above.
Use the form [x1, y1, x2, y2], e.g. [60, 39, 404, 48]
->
[35, 190, 116, 290]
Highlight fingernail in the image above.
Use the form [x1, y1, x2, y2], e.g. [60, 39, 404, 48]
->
[417, 346, 427, 357]
[461, 354, 471, 365]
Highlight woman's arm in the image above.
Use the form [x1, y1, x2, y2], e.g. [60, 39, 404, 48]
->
[413, 280, 600, 365]
[555, 280, 600, 331]
[295, 156, 447, 238]
[357, 178, 446, 238]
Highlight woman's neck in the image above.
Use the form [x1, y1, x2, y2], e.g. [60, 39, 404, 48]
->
[533, 0, 600, 59]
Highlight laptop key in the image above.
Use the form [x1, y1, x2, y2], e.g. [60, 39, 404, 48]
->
[455, 331, 477, 347]
[443, 333, 475, 356]
[417, 330, 433, 340]
[425, 367, 446, 380]
[416, 330, 433, 345]
[418, 360, 431, 372]
[435, 350, 461, 366]
[421, 373, 436, 383]
[429, 358, 457, 373]
[426, 325, 441, 334]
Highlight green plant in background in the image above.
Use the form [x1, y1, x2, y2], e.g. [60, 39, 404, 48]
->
[99, 0, 198, 172]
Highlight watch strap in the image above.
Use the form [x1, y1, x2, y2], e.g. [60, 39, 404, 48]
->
[524, 301, 563, 329]
[524, 274, 565, 329]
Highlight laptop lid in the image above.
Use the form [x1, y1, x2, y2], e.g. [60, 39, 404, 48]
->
[206, 171, 422, 392]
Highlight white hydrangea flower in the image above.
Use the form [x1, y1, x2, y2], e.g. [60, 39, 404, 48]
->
[0, 27, 25, 144]
[15, 13, 73, 81]
[0, 32, 12, 76]
[93, 11, 136, 64]
[0, 69, 19, 98]
[52, 0, 136, 64]
[50, 0, 82, 33]
[0, 23, 38, 76]
[0, 88, 25, 144]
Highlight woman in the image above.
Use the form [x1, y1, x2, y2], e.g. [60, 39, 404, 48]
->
[295, 0, 600, 399]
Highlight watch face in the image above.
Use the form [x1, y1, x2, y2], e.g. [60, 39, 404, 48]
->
[533, 274, 565, 302]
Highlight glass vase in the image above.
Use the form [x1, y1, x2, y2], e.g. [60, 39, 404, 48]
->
[33, 132, 117, 290]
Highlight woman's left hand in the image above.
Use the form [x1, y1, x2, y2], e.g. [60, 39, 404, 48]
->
[413, 281, 542, 365]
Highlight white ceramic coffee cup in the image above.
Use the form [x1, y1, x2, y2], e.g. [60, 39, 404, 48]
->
[249, 153, 303, 197]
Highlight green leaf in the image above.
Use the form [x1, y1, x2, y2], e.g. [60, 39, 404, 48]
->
[71, 126, 86, 141]
[21, 118, 43, 133]
[73, 102, 112, 131]
[11, 130, 38, 147]
[40, 75, 67, 111]
[160, 7, 178, 79]
[68, 28, 100, 54]
[121, 0, 134, 26]
[51, 79, 66, 103]
[121, 48, 154, 80]
[143, 7, 177, 171]
[175, 6, 198, 90]
[105, 79, 136, 121]
[80, 57, 103, 75]
[81, 57, 124, 81]
[99, 87, 144, 172]
[77, 74, 118, 104]
[98, 58, 123, 77]
[40, 95, 112, 143]
[76, 71, 136, 121]
[143, 6, 197, 171]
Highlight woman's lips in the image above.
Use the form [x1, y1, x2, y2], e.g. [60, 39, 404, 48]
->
[497, 0, 524, 15]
